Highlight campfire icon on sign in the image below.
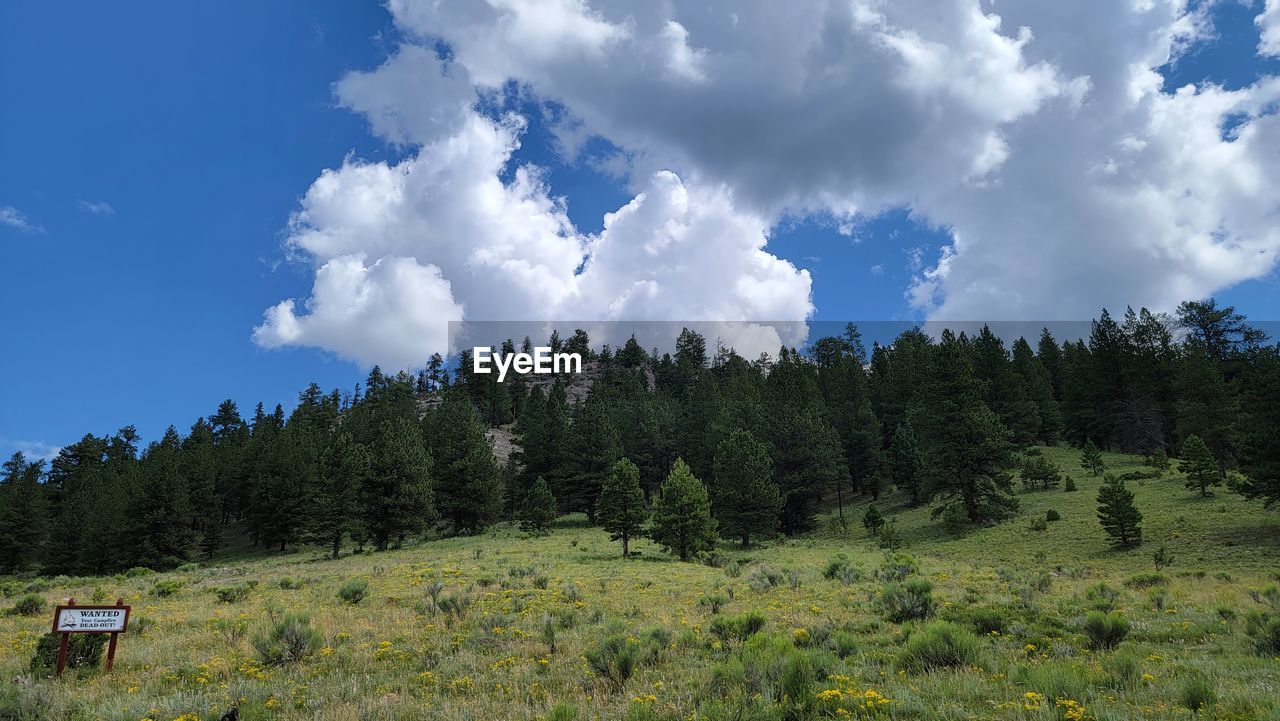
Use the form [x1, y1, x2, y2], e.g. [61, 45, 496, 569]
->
[60, 617, 77, 629]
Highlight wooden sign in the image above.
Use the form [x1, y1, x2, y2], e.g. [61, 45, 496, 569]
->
[50, 598, 131, 675]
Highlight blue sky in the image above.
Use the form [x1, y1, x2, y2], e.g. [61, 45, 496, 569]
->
[2, 0, 1278, 460]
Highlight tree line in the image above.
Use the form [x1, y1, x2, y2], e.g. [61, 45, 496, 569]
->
[1, 299, 1276, 574]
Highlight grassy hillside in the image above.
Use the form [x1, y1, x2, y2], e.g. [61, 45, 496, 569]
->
[2, 447, 1278, 721]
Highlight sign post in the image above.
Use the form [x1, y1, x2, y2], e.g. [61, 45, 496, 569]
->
[50, 597, 131, 677]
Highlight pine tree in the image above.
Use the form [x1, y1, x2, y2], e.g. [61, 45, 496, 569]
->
[561, 391, 621, 522]
[862, 504, 885, 537]
[133, 427, 197, 567]
[890, 422, 923, 505]
[513, 385, 548, 493]
[677, 373, 730, 483]
[649, 459, 717, 561]
[598, 459, 648, 556]
[1180, 434, 1220, 497]
[1147, 447, 1170, 476]
[1012, 336, 1062, 443]
[1020, 455, 1062, 491]
[519, 476, 557, 535]
[249, 421, 313, 553]
[43, 434, 109, 575]
[210, 399, 249, 524]
[429, 390, 502, 535]
[1235, 347, 1280, 507]
[0, 453, 49, 573]
[711, 430, 781, 547]
[1175, 345, 1236, 469]
[542, 382, 573, 488]
[365, 418, 436, 551]
[308, 432, 370, 559]
[910, 330, 1018, 525]
[971, 325, 1041, 444]
[1097, 474, 1142, 548]
[181, 418, 219, 555]
[1081, 439, 1106, 476]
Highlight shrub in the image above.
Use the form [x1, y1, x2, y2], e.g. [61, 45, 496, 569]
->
[940, 503, 969, 536]
[1124, 572, 1169, 589]
[698, 593, 730, 614]
[862, 505, 885, 536]
[875, 553, 919, 582]
[585, 634, 642, 686]
[438, 591, 472, 621]
[29, 632, 107, 676]
[546, 702, 578, 721]
[822, 555, 854, 580]
[733, 635, 834, 719]
[879, 579, 934, 623]
[1085, 582, 1120, 612]
[124, 567, 155, 579]
[1063, 476, 1077, 492]
[130, 615, 153, 636]
[897, 621, 983, 672]
[562, 581, 582, 603]
[967, 607, 1008, 635]
[215, 584, 251, 604]
[1082, 611, 1130, 650]
[151, 580, 183, 597]
[1028, 516, 1048, 532]
[1046, 509, 1061, 522]
[746, 564, 784, 592]
[1147, 590, 1168, 611]
[337, 579, 369, 605]
[1178, 676, 1217, 715]
[1102, 652, 1141, 688]
[1021, 455, 1062, 490]
[278, 577, 306, 590]
[710, 611, 767, 643]
[1014, 661, 1089, 701]
[11, 593, 45, 616]
[253, 613, 322, 665]
[877, 522, 905, 549]
[827, 630, 858, 658]
[1243, 612, 1280, 655]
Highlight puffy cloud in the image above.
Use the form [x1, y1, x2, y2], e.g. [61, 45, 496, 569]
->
[76, 200, 115, 216]
[908, 2, 1280, 320]
[374, 0, 1280, 321]
[334, 45, 475, 146]
[256, 53, 812, 366]
[577, 171, 811, 323]
[386, 0, 1071, 215]
[254, 255, 464, 370]
[0, 206, 42, 234]
[1260, 0, 1280, 57]
[262, 0, 1280, 368]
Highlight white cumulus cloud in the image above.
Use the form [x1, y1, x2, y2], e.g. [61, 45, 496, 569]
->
[0, 206, 42, 234]
[259, 0, 1280, 368]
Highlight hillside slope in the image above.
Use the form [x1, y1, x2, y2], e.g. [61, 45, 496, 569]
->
[2, 447, 1278, 721]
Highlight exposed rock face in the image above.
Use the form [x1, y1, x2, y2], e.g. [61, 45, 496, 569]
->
[522, 360, 601, 406]
[415, 360, 655, 464]
[486, 424, 518, 466]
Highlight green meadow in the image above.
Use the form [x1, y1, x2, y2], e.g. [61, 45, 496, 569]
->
[3, 446, 1278, 721]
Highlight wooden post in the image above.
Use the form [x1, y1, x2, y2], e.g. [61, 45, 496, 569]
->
[105, 598, 123, 672]
[55, 598, 74, 678]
